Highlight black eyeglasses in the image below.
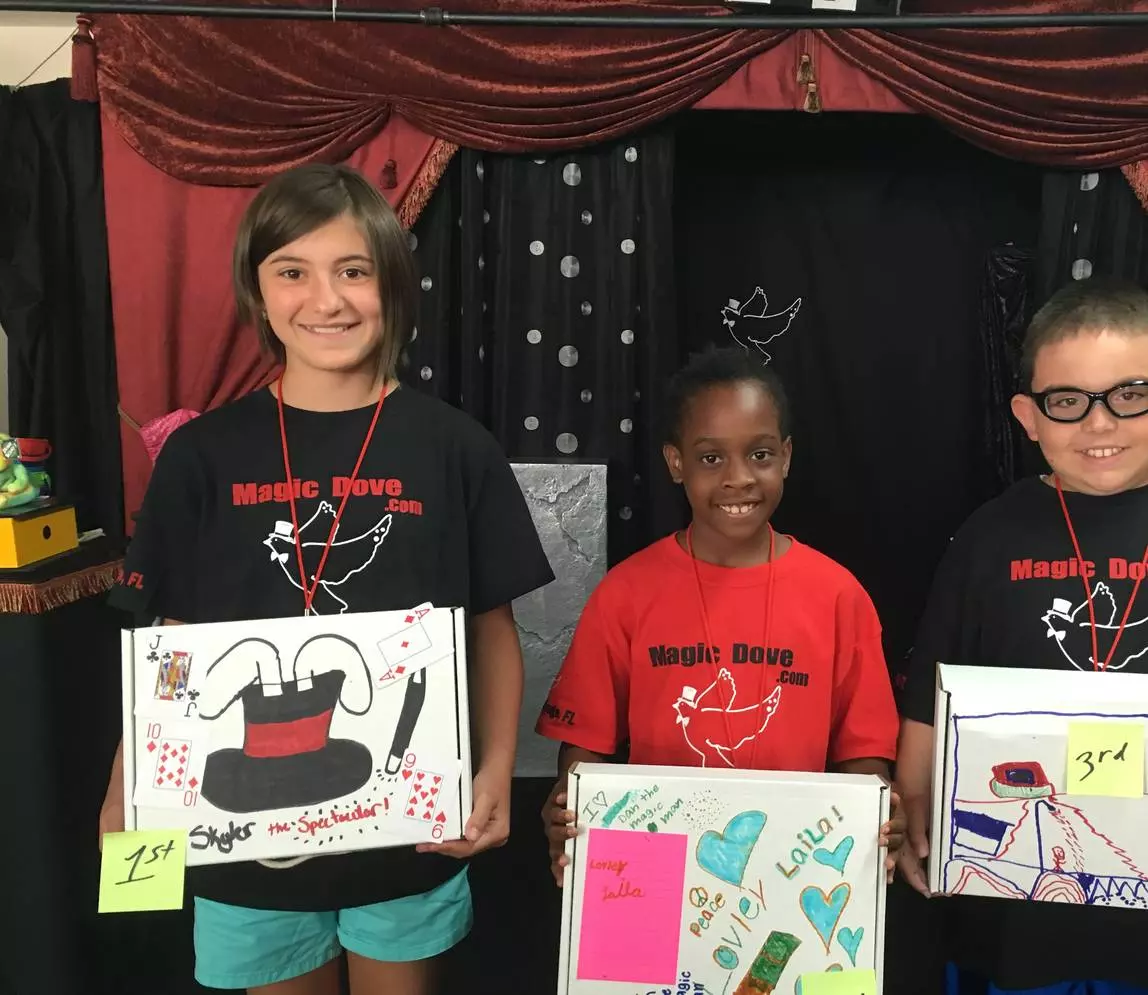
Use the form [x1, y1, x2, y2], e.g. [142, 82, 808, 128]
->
[1028, 380, 1148, 423]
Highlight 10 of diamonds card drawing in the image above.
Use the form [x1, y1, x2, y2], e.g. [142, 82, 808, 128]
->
[122, 606, 472, 864]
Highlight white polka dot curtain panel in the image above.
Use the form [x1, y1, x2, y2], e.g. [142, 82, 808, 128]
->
[1036, 168, 1148, 301]
[402, 133, 682, 563]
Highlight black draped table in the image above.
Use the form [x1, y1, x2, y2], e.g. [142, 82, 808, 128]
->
[0, 540, 205, 995]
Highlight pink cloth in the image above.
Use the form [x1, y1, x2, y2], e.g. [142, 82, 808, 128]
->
[140, 408, 201, 465]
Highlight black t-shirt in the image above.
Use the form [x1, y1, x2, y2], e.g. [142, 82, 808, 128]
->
[108, 385, 554, 911]
[898, 476, 1148, 987]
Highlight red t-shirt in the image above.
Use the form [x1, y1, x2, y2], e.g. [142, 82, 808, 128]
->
[536, 534, 898, 771]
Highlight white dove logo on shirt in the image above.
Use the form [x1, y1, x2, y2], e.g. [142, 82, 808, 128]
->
[671, 668, 783, 767]
[1040, 582, 1148, 671]
[262, 501, 392, 615]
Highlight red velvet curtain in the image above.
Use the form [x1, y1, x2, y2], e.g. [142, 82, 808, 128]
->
[824, 4, 1148, 167]
[89, 0, 1148, 185]
[91, 0, 789, 185]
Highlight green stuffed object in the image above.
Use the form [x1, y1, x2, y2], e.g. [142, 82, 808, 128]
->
[0, 434, 38, 511]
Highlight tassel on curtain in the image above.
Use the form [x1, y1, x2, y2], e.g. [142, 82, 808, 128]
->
[70, 17, 98, 102]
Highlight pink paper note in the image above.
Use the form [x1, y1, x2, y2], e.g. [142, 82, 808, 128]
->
[576, 828, 688, 984]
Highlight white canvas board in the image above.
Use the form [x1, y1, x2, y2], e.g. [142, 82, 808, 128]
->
[558, 764, 889, 995]
[929, 663, 1148, 907]
[122, 606, 472, 866]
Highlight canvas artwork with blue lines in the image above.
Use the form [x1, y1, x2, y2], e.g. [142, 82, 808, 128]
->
[939, 710, 1148, 908]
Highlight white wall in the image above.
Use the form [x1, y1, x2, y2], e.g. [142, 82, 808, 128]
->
[0, 12, 76, 433]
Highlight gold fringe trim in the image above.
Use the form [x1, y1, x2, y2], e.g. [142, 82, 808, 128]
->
[0, 559, 123, 615]
[1123, 161, 1148, 215]
[398, 139, 459, 229]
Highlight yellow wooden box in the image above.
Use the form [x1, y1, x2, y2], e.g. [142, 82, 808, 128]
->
[0, 502, 79, 569]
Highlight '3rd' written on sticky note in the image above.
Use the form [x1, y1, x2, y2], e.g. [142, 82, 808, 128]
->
[800, 968, 878, 995]
[1066, 721, 1146, 798]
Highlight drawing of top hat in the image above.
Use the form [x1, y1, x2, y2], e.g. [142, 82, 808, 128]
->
[263, 521, 295, 564]
[197, 634, 375, 813]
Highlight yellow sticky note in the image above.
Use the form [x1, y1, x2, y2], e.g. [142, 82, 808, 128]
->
[801, 969, 878, 995]
[98, 830, 187, 913]
[1066, 722, 1145, 798]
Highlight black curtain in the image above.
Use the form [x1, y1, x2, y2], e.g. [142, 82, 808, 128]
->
[673, 110, 1042, 675]
[404, 134, 681, 566]
[0, 591, 133, 995]
[673, 112, 1044, 995]
[979, 244, 1038, 488]
[1037, 168, 1148, 302]
[0, 79, 123, 540]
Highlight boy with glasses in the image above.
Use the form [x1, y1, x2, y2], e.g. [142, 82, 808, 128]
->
[895, 278, 1148, 995]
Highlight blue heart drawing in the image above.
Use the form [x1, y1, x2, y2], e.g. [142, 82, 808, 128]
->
[695, 811, 767, 887]
[799, 883, 851, 952]
[837, 925, 864, 966]
[812, 835, 855, 876]
[793, 964, 843, 995]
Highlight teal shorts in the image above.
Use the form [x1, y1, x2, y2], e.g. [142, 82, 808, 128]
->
[192, 869, 472, 990]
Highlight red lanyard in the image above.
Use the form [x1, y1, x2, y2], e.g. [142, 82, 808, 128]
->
[685, 523, 777, 766]
[276, 379, 386, 615]
[1055, 475, 1148, 671]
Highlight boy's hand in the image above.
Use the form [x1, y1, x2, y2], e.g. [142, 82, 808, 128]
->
[416, 765, 510, 858]
[542, 784, 576, 887]
[879, 790, 906, 883]
[896, 791, 933, 896]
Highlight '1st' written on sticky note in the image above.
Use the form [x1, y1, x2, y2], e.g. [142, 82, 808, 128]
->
[1066, 721, 1146, 798]
[98, 830, 187, 913]
[800, 969, 878, 995]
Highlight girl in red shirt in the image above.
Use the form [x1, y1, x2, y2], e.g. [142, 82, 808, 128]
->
[537, 346, 903, 884]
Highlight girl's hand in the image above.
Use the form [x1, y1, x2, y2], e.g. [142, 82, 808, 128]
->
[541, 784, 577, 887]
[879, 790, 907, 883]
[416, 765, 510, 858]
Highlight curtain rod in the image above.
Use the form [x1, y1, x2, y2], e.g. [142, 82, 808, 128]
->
[2, 1, 1147, 28]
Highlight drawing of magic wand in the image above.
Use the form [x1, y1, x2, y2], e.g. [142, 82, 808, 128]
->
[385, 668, 426, 774]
